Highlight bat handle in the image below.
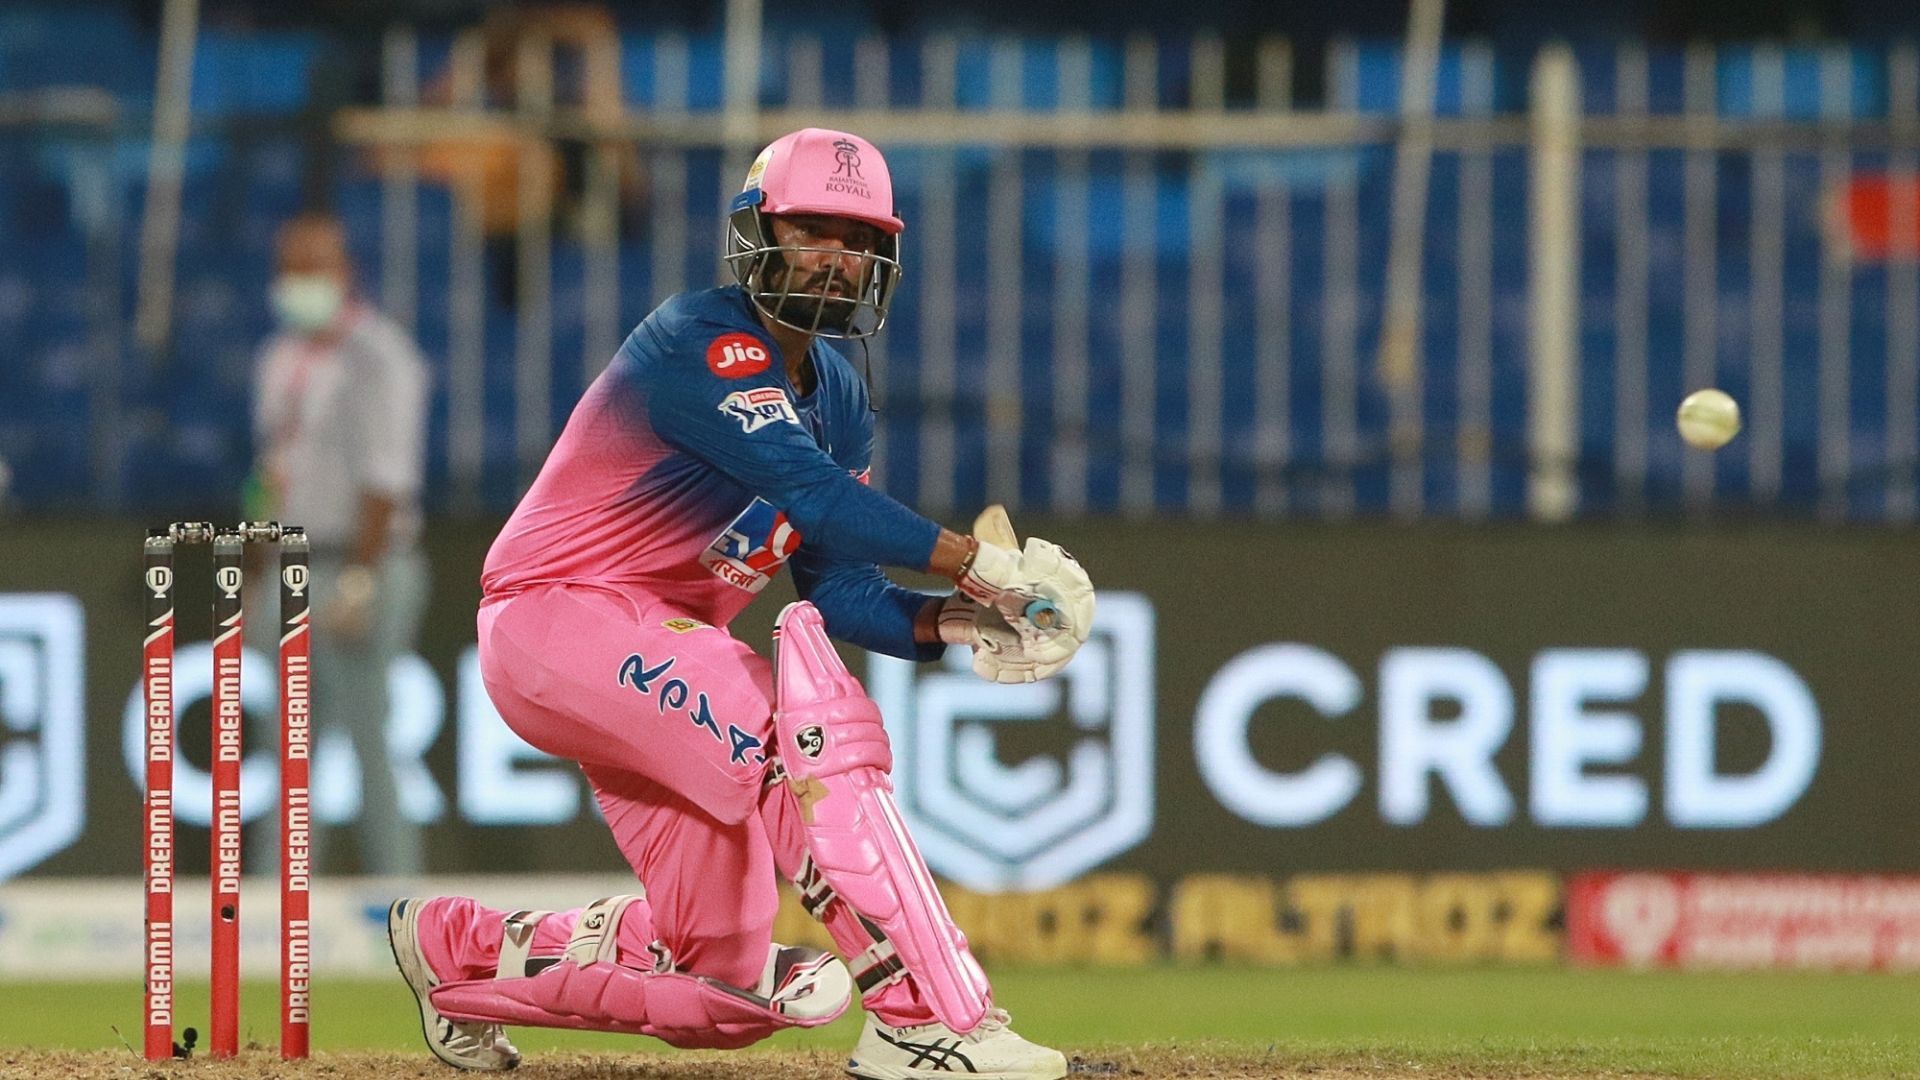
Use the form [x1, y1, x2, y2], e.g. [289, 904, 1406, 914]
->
[1023, 597, 1059, 631]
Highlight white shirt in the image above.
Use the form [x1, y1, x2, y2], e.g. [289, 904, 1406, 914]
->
[253, 302, 428, 551]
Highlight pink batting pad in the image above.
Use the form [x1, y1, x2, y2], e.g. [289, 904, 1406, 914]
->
[422, 894, 848, 1049]
[429, 955, 844, 1050]
[747, 128, 903, 235]
[413, 898, 646, 983]
[771, 601, 992, 1033]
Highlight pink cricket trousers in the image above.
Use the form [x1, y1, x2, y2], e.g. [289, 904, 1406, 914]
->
[414, 581, 933, 1027]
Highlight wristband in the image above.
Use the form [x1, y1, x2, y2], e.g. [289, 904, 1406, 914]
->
[955, 537, 1016, 605]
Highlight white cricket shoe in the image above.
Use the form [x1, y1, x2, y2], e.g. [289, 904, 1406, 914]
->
[847, 1008, 1068, 1080]
[388, 897, 522, 1071]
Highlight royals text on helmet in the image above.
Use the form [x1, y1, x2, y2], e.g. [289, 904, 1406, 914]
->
[725, 128, 904, 340]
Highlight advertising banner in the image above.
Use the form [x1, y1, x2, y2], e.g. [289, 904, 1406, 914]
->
[1, 518, 1917, 887]
[0, 870, 1561, 976]
[1568, 872, 1920, 970]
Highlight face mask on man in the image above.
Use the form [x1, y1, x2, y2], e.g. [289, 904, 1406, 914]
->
[270, 274, 345, 333]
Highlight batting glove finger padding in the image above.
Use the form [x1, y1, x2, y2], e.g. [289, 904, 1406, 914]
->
[936, 592, 1073, 684]
[999, 536, 1093, 660]
[953, 506, 1095, 678]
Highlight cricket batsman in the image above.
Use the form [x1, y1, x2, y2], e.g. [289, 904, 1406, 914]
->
[387, 128, 1094, 1079]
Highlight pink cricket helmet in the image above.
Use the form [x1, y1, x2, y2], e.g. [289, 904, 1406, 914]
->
[748, 127, 903, 235]
[725, 128, 904, 339]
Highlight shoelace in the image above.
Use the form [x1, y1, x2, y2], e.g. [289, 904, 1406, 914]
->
[892, 1006, 1014, 1043]
[959, 1008, 1012, 1042]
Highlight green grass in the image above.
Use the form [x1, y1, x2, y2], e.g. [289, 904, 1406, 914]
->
[5, 967, 1919, 1077]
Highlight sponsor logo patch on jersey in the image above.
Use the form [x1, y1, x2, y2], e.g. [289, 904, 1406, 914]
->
[719, 386, 799, 432]
[661, 617, 708, 634]
[706, 333, 773, 379]
[700, 498, 803, 593]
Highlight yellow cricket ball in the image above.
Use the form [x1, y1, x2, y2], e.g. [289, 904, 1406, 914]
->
[1676, 389, 1741, 450]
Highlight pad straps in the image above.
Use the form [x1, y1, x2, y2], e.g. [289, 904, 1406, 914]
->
[850, 928, 907, 994]
[791, 855, 907, 996]
[566, 894, 647, 967]
[497, 909, 554, 980]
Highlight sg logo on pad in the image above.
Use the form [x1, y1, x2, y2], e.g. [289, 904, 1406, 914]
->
[795, 725, 825, 760]
[869, 593, 1156, 892]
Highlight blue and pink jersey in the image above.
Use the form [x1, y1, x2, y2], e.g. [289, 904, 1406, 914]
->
[483, 285, 944, 661]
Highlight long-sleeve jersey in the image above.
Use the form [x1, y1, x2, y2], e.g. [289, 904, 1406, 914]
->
[482, 285, 945, 660]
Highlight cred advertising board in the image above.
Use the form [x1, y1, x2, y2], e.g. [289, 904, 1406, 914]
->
[1, 519, 1915, 887]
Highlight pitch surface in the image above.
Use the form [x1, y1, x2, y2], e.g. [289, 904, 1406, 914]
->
[2, 968, 1916, 1078]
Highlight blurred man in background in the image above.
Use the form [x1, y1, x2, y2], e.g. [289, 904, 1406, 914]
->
[250, 211, 431, 877]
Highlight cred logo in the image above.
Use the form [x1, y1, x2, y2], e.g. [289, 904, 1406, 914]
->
[706, 333, 772, 378]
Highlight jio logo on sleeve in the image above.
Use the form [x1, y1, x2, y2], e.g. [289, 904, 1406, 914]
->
[705, 333, 772, 379]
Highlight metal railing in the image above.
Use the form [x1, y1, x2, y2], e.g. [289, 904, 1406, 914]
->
[9, 26, 1920, 522]
[323, 30, 1920, 521]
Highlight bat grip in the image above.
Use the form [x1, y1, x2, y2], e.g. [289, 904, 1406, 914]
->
[1023, 597, 1059, 630]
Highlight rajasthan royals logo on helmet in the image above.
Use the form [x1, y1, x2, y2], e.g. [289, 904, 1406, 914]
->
[824, 138, 871, 199]
[831, 139, 863, 179]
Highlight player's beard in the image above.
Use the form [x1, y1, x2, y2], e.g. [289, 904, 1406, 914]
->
[766, 264, 863, 334]
[774, 292, 859, 334]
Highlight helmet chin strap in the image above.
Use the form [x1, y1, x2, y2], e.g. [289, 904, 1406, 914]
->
[859, 337, 878, 414]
